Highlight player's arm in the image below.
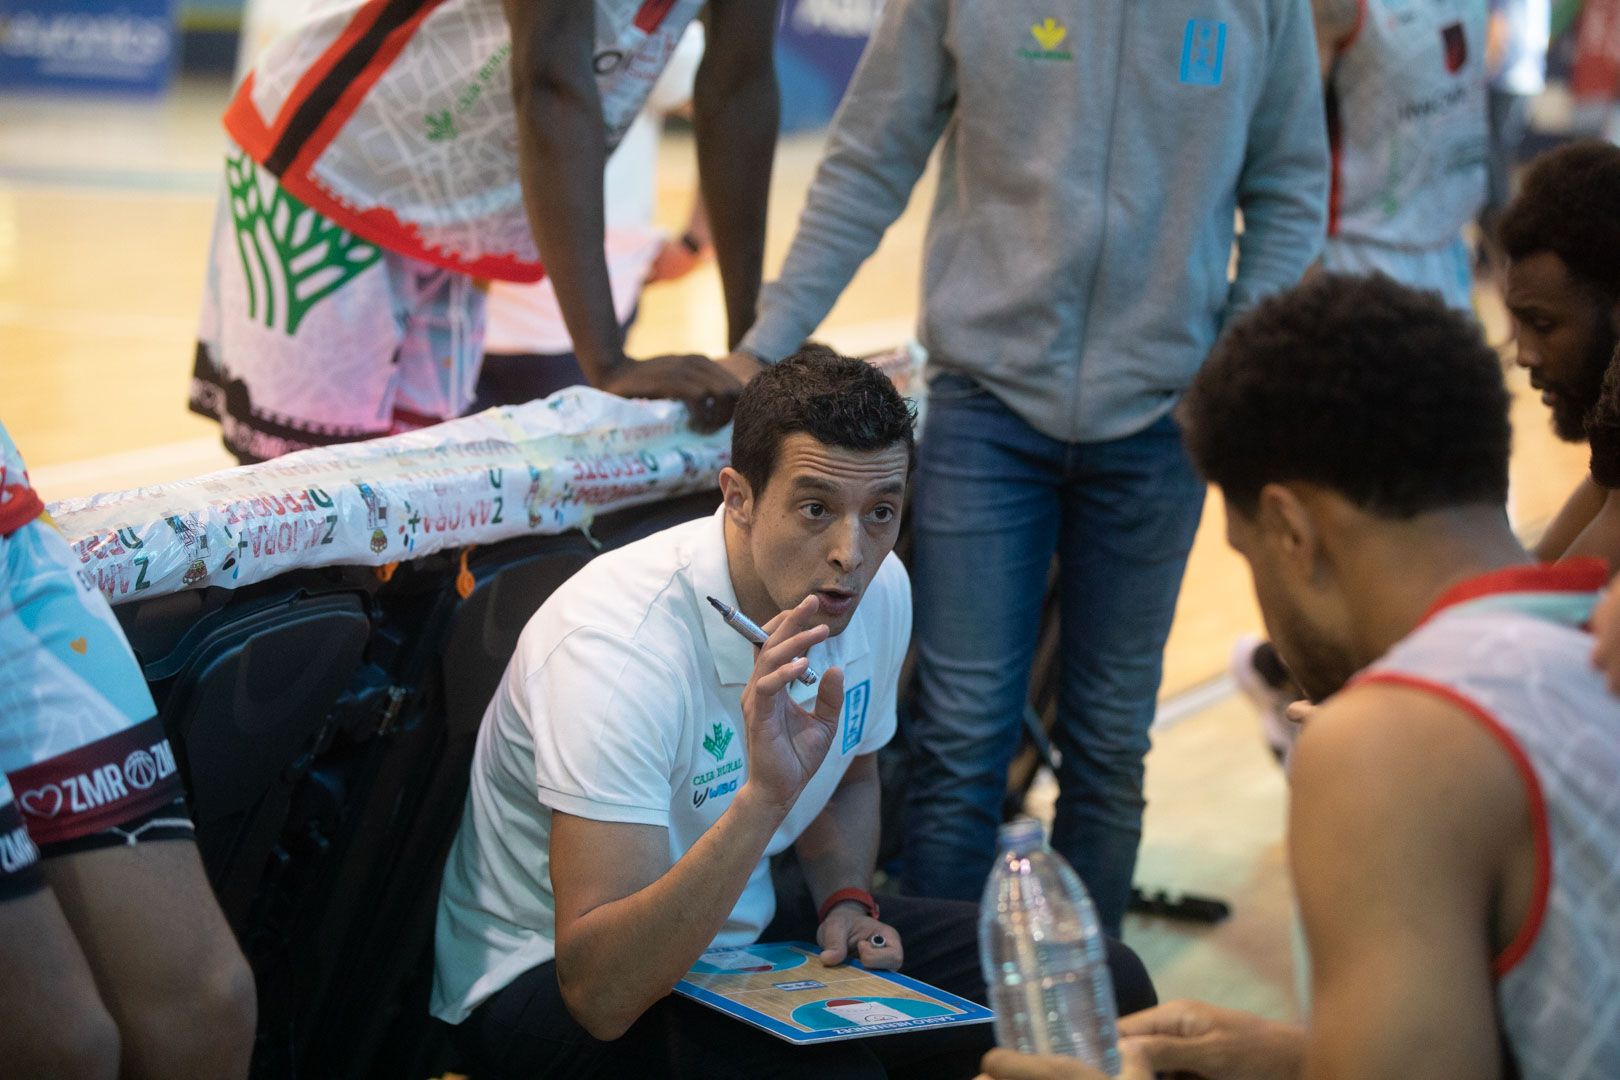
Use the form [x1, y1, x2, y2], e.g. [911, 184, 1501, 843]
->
[792, 752, 902, 969]
[1549, 483, 1620, 568]
[1289, 684, 1527, 1079]
[505, 0, 619, 382]
[1310, 0, 1362, 77]
[693, 0, 780, 353]
[1486, 0, 1509, 78]
[1533, 474, 1608, 561]
[731, 0, 956, 368]
[504, 0, 739, 426]
[550, 597, 847, 1040]
[1591, 582, 1620, 693]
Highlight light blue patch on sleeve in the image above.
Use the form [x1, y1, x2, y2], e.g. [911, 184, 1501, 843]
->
[1179, 19, 1227, 86]
[841, 680, 871, 754]
[7, 523, 156, 725]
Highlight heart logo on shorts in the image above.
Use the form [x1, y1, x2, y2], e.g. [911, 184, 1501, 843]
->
[20, 785, 64, 818]
[69, 637, 88, 655]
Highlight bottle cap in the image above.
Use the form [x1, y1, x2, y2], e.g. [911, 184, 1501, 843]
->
[996, 815, 1046, 853]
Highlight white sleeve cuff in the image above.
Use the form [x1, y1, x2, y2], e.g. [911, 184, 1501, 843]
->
[537, 785, 670, 828]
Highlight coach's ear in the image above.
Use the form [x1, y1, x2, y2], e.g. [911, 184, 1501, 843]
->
[718, 467, 754, 532]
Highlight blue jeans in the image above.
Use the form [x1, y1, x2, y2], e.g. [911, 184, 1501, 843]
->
[901, 374, 1205, 936]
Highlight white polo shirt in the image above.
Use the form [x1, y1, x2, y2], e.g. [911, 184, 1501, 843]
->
[430, 508, 909, 1024]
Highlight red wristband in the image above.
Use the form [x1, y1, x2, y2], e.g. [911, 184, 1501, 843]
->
[817, 887, 879, 923]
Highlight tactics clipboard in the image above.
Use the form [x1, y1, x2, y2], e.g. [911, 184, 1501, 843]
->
[673, 941, 994, 1044]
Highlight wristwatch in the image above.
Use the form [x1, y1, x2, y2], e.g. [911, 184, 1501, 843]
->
[817, 887, 880, 923]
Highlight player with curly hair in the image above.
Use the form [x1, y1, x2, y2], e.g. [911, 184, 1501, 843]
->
[1500, 139, 1620, 555]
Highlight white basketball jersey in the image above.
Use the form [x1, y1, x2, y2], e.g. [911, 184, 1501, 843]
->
[225, 0, 706, 279]
[1360, 561, 1620, 1079]
[1327, 0, 1488, 247]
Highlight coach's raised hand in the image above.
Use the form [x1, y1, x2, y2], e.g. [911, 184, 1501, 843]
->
[741, 594, 846, 813]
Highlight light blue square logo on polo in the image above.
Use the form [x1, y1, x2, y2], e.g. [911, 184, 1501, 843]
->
[841, 680, 871, 754]
[1179, 19, 1227, 85]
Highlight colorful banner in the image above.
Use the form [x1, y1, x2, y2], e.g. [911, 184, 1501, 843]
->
[49, 390, 729, 606]
[0, 0, 178, 95]
[48, 348, 924, 607]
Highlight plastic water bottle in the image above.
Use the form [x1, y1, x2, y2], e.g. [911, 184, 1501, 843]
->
[979, 816, 1121, 1075]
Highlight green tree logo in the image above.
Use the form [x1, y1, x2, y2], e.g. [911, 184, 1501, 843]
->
[703, 723, 734, 762]
[225, 151, 383, 337]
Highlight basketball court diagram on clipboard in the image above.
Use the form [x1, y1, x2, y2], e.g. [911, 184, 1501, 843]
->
[674, 942, 994, 1044]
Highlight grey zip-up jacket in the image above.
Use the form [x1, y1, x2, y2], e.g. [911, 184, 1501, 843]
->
[740, 0, 1329, 443]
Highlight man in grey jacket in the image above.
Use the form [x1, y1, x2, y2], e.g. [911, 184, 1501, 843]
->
[731, 0, 1329, 934]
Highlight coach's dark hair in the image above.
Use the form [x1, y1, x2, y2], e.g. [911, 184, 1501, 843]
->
[731, 344, 916, 496]
[1498, 140, 1620, 302]
[1179, 273, 1510, 518]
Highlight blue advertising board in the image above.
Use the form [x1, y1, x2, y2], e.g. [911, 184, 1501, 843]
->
[0, 0, 179, 95]
[775, 0, 883, 131]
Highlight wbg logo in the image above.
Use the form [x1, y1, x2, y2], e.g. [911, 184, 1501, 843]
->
[123, 740, 177, 792]
[123, 750, 159, 790]
[692, 778, 739, 809]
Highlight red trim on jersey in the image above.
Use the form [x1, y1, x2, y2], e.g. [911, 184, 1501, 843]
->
[1326, 107, 1344, 238]
[223, 0, 547, 282]
[223, 74, 274, 161]
[263, 168, 545, 281]
[633, 0, 679, 33]
[0, 484, 44, 537]
[1353, 672, 1551, 979]
[1418, 559, 1610, 627]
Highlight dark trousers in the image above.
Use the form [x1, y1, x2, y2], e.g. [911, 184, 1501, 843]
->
[469, 350, 589, 414]
[470, 306, 634, 413]
[451, 888, 1155, 1079]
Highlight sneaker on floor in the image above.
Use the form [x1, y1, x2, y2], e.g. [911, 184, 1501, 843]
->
[1229, 633, 1300, 767]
